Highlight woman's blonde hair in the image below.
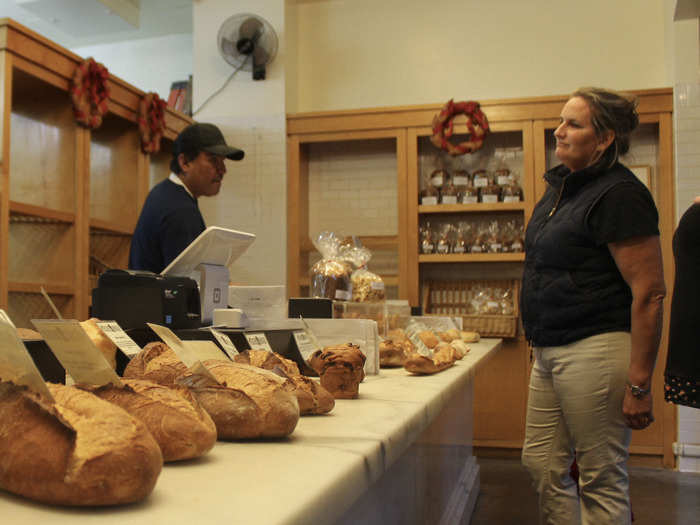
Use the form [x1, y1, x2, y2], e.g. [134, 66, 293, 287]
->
[571, 87, 639, 169]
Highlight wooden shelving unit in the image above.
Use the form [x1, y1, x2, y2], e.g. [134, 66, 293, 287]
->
[0, 18, 193, 321]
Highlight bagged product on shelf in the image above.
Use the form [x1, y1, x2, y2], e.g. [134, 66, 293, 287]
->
[486, 220, 503, 253]
[452, 169, 470, 197]
[440, 176, 459, 204]
[420, 172, 440, 205]
[502, 172, 524, 202]
[453, 222, 469, 254]
[436, 223, 452, 254]
[310, 231, 353, 301]
[419, 222, 435, 254]
[429, 168, 447, 190]
[342, 244, 385, 302]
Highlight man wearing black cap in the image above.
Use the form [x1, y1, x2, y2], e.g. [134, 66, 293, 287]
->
[129, 123, 245, 273]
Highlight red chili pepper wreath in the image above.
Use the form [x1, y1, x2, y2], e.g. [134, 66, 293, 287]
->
[70, 58, 110, 129]
[430, 99, 490, 156]
[139, 92, 168, 154]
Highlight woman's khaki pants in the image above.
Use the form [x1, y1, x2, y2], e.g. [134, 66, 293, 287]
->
[522, 332, 632, 525]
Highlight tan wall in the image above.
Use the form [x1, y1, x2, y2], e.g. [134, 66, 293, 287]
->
[287, 0, 669, 113]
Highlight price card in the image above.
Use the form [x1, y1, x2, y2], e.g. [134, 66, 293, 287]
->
[244, 332, 273, 352]
[95, 321, 142, 357]
[0, 311, 53, 400]
[292, 330, 318, 360]
[32, 319, 123, 388]
[209, 328, 239, 359]
[147, 323, 219, 383]
[186, 340, 229, 362]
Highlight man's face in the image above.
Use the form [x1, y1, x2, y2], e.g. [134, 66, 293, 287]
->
[179, 151, 226, 198]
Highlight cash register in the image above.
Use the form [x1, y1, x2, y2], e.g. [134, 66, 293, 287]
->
[91, 226, 256, 329]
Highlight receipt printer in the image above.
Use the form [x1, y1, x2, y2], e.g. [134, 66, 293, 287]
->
[91, 269, 201, 329]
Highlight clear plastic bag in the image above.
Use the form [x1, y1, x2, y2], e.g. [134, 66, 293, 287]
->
[310, 231, 352, 301]
[342, 244, 385, 302]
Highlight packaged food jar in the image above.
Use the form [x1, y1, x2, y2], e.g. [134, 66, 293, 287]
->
[502, 173, 524, 203]
[429, 169, 448, 189]
[480, 182, 501, 203]
[440, 178, 458, 205]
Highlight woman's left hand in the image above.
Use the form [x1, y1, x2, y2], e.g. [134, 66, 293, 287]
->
[623, 389, 655, 429]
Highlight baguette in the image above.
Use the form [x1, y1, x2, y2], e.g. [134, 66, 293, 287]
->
[0, 381, 162, 506]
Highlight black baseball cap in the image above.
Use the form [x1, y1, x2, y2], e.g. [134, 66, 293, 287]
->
[174, 123, 245, 161]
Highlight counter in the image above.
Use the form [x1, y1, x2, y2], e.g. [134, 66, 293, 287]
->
[0, 339, 501, 524]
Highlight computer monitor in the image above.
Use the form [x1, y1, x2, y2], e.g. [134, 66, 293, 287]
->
[161, 226, 256, 278]
[161, 226, 256, 324]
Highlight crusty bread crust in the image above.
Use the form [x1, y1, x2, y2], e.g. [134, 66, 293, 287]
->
[0, 381, 162, 506]
[79, 379, 217, 462]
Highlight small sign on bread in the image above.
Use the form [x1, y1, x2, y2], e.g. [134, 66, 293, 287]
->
[147, 323, 220, 383]
[32, 319, 124, 387]
[0, 311, 53, 399]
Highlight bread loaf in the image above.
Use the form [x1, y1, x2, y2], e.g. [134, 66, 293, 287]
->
[404, 344, 457, 375]
[0, 381, 162, 506]
[308, 344, 366, 399]
[418, 330, 440, 349]
[80, 318, 118, 370]
[125, 345, 300, 439]
[123, 341, 188, 385]
[379, 339, 407, 368]
[234, 349, 334, 415]
[78, 379, 217, 462]
[199, 360, 300, 438]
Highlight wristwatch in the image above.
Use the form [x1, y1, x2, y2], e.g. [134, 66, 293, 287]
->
[627, 382, 651, 399]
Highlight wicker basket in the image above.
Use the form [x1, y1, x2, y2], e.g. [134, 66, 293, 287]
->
[422, 279, 520, 338]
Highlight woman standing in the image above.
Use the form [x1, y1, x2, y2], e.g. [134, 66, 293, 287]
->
[520, 88, 666, 525]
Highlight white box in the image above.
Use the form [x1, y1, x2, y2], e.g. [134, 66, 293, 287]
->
[228, 285, 286, 321]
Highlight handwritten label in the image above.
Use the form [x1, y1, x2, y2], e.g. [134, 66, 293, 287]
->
[244, 332, 273, 352]
[209, 328, 239, 359]
[0, 311, 53, 399]
[32, 319, 123, 387]
[147, 323, 219, 383]
[95, 321, 142, 357]
[292, 330, 318, 359]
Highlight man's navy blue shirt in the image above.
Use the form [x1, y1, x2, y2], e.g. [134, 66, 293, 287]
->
[128, 178, 205, 273]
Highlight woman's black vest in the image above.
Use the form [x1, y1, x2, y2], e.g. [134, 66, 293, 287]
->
[521, 162, 643, 347]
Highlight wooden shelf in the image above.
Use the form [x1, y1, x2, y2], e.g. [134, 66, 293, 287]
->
[418, 202, 525, 214]
[9, 201, 75, 224]
[8, 281, 74, 295]
[90, 218, 134, 235]
[419, 253, 525, 263]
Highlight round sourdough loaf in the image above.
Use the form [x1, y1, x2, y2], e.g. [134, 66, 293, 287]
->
[234, 349, 334, 415]
[199, 360, 300, 438]
[78, 379, 217, 462]
[0, 381, 162, 506]
[123, 341, 188, 385]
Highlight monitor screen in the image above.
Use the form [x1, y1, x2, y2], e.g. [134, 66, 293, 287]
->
[160, 226, 256, 277]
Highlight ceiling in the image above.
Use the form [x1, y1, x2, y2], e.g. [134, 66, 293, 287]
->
[1, 0, 192, 49]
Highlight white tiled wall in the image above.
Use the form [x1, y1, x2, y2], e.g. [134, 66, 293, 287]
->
[307, 139, 398, 237]
[199, 114, 288, 286]
[672, 83, 700, 473]
[306, 139, 400, 288]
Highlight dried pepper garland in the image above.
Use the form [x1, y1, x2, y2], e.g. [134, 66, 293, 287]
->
[430, 99, 490, 156]
[139, 92, 168, 154]
[70, 57, 110, 129]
